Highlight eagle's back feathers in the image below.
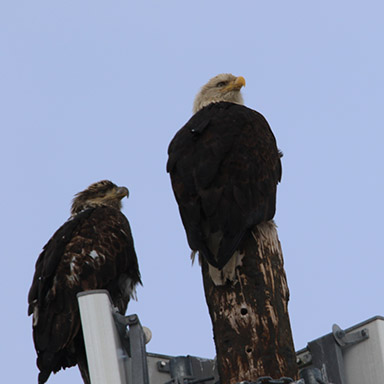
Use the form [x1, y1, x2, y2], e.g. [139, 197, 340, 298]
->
[167, 102, 281, 269]
[28, 206, 141, 383]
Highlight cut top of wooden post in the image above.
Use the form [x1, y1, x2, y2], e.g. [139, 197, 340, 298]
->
[201, 221, 298, 383]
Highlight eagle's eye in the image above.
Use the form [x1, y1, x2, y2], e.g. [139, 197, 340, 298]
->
[216, 81, 227, 88]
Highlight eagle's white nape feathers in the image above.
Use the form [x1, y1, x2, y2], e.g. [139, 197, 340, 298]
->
[193, 73, 245, 113]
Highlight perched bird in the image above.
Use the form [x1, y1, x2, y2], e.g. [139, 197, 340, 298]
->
[28, 180, 141, 384]
[167, 74, 282, 279]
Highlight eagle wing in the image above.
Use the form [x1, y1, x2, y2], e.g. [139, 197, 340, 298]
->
[28, 206, 140, 382]
[167, 102, 282, 269]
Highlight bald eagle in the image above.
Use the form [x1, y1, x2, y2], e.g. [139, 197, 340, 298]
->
[28, 180, 141, 384]
[167, 73, 282, 272]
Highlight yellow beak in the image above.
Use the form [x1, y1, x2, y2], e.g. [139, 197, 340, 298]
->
[225, 76, 246, 91]
[234, 76, 246, 88]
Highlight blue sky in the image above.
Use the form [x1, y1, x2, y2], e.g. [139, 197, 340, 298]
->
[1, 1, 384, 383]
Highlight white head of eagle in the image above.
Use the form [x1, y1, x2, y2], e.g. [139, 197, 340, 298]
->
[193, 73, 246, 113]
[167, 74, 282, 277]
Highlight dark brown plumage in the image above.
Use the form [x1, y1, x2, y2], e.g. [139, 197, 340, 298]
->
[28, 180, 141, 384]
[167, 74, 282, 270]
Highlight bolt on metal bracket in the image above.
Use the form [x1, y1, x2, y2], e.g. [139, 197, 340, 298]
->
[296, 350, 313, 367]
[332, 324, 369, 348]
[157, 360, 170, 373]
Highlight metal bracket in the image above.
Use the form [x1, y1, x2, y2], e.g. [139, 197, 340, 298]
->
[296, 350, 312, 368]
[158, 356, 216, 384]
[113, 313, 150, 384]
[301, 323, 370, 384]
[332, 324, 369, 348]
[300, 367, 328, 384]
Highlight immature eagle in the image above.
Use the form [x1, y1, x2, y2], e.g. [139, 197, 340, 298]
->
[167, 74, 282, 272]
[28, 180, 141, 384]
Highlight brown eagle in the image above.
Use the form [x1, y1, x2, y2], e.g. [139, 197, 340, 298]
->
[28, 180, 141, 384]
[167, 73, 282, 272]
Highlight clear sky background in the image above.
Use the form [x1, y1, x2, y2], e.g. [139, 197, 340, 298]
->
[1, 1, 383, 383]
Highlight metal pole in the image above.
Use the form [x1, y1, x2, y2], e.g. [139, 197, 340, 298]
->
[77, 290, 127, 384]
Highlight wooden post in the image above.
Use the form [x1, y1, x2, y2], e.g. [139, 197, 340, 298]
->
[201, 221, 298, 383]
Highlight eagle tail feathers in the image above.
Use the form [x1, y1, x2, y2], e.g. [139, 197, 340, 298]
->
[215, 230, 247, 269]
[199, 246, 221, 269]
[196, 230, 247, 270]
[38, 370, 51, 384]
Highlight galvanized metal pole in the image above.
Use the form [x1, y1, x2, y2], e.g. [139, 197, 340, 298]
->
[77, 290, 127, 384]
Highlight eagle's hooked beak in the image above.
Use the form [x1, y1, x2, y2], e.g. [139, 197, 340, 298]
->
[234, 76, 246, 88]
[116, 186, 129, 199]
[224, 76, 246, 92]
